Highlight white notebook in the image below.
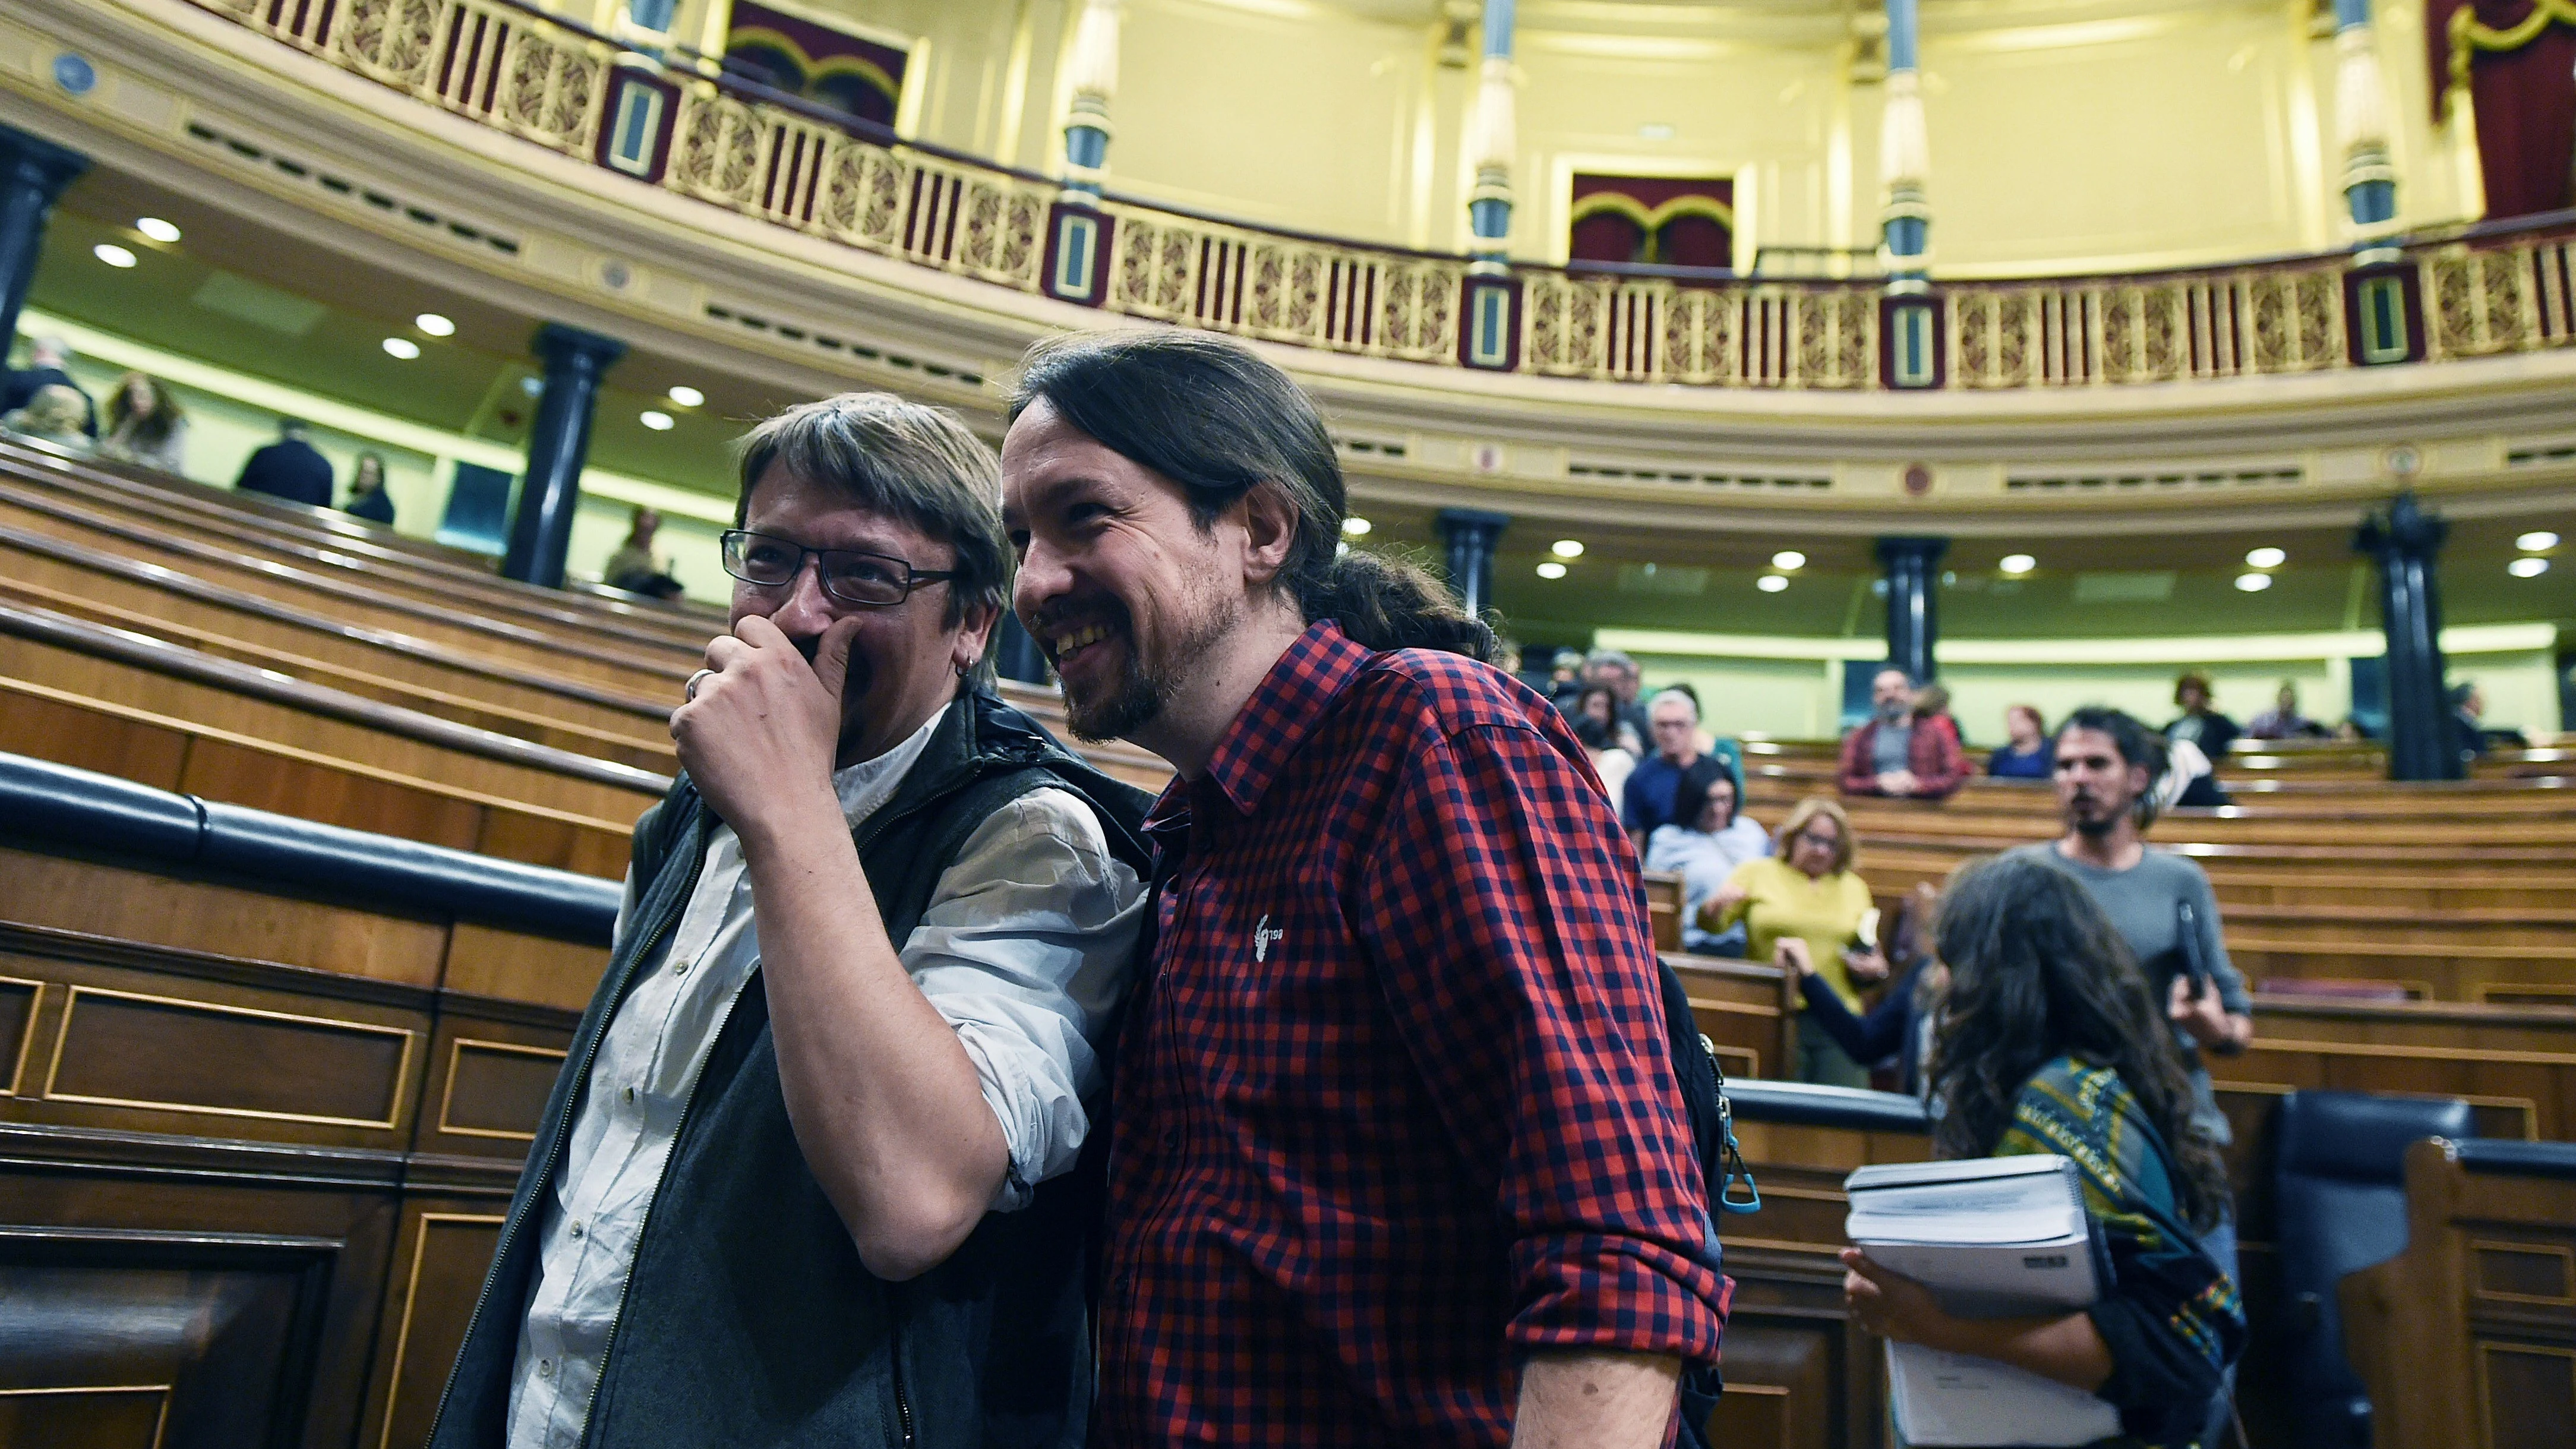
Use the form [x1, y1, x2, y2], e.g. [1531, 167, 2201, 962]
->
[1845, 1156, 2124, 1447]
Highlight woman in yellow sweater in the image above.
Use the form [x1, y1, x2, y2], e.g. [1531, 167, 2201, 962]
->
[1703, 797, 1888, 1085]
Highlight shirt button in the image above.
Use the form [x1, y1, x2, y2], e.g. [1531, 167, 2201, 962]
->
[623, 1086, 637, 1104]
[537, 1358, 555, 1378]
[1159, 1126, 1181, 1151]
[674, 959, 689, 976]
[569, 1220, 585, 1239]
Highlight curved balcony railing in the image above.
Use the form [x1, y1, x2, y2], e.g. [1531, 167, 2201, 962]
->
[201, 0, 2576, 393]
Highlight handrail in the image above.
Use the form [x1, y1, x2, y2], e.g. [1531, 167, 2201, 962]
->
[2454, 1137, 2576, 1179]
[0, 751, 622, 939]
[1725, 1079, 1930, 1133]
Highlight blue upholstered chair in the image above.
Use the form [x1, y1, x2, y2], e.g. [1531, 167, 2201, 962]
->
[2272, 1089, 2474, 1449]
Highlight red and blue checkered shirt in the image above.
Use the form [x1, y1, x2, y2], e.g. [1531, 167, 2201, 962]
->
[1098, 622, 1729, 1446]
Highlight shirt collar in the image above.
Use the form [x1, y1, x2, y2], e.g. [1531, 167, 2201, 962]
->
[831, 705, 946, 826]
[1144, 620, 1372, 831]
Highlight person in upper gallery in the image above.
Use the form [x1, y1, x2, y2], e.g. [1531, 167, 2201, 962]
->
[2002, 706, 2249, 1355]
[1838, 665, 1971, 798]
[1647, 760, 1770, 956]
[1841, 854, 2245, 1449]
[603, 503, 687, 599]
[1700, 795, 1889, 1086]
[2243, 680, 2328, 740]
[0, 384, 93, 453]
[1000, 329, 1727, 1447]
[1, 336, 96, 438]
[342, 452, 396, 526]
[1988, 703, 2054, 778]
[1624, 684, 1746, 853]
[2163, 670, 2240, 759]
[233, 416, 335, 508]
[1570, 681, 1639, 801]
[98, 371, 188, 475]
[427, 393, 1153, 1449]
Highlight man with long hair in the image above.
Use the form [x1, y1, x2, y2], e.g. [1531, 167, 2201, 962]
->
[1000, 331, 1726, 1446]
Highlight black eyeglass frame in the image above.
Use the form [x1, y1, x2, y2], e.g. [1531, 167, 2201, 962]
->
[718, 529, 959, 608]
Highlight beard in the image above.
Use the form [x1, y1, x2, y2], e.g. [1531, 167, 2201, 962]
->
[2065, 793, 2124, 837]
[1041, 586, 1243, 745]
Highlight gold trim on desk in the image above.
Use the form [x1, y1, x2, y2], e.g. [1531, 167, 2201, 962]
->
[0, 974, 46, 1097]
[434, 1036, 569, 1142]
[374, 1211, 509, 1449]
[41, 984, 418, 1130]
[0, 1383, 173, 1449]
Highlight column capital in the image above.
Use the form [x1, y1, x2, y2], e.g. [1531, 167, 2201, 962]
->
[2354, 490, 2445, 558]
[0, 127, 89, 198]
[1874, 535, 1948, 567]
[533, 322, 629, 374]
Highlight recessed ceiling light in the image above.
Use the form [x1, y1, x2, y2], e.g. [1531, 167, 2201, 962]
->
[519, 375, 544, 396]
[667, 384, 705, 408]
[2233, 572, 2273, 592]
[1757, 574, 1789, 593]
[1342, 516, 1371, 536]
[2509, 556, 2549, 577]
[639, 410, 675, 431]
[134, 217, 181, 244]
[93, 243, 137, 268]
[1535, 560, 1568, 579]
[2517, 531, 2559, 552]
[1638, 123, 1676, 140]
[414, 312, 455, 337]
[1999, 553, 2035, 574]
[1771, 550, 1807, 571]
[2244, 547, 2287, 569]
[381, 336, 421, 359]
[1551, 539, 1584, 558]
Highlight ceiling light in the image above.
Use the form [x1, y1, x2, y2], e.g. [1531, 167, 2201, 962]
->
[1535, 560, 1567, 579]
[1757, 574, 1789, 593]
[134, 217, 181, 244]
[2517, 531, 2559, 553]
[93, 243, 137, 268]
[667, 384, 705, 408]
[1999, 553, 2035, 574]
[1551, 539, 1586, 558]
[2233, 572, 2273, 592]
[2509, 556, 2549, 578]
[519, 375, 544, 396]
[381, 336, 421, 359]
[2244, 547, 2287, 569]
[639, 410, 675, 431]
[1342, 516, 1371, 536]
[1771, 550, 1807, 571]
[414, 312, 456, 337]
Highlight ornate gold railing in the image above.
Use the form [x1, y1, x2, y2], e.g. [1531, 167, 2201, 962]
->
[192, 0, 2576, 394]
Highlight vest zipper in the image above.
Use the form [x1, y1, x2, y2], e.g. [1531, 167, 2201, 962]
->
[419, 870, 695, 1449]
[888, 1306, 916, 1449]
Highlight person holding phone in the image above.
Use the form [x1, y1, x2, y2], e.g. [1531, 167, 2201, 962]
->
[1702, 796, 1887, 1086]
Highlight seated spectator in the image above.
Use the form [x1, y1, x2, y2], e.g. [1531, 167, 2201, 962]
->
[1838, 667, 1969, 798]
[343, 452, 396, 525]
[1913, 682, 1964, 746]
[1645, 762, 1770, 956]
[1790, 880, 1939, 1096]
[1570, 683, 1637, 801]
[1702, 797, 1887, 1085]
[98, 371, 188, 475]
[2451, 681, 2526, 761]
[604, 504, 687, 599]
[1586, 646, 1653, 744]
[1, 336, 96, 438]
[2163, 671, 2240, 758]
[2243, 680, 2326, 740]
[2154, 735, 2231, 810]
[1622, 685, 1745, 851]
[1, 383, 94, 453]
[1545, 647, 1585, 714]
[1841, 853, 2244, 1449]
[1988, 703, 2053, 778]
[235, 417, 334, 507]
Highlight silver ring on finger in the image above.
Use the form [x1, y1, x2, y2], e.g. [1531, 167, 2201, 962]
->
[686, 668, 716, 701]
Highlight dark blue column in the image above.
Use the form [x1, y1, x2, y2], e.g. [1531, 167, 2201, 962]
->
[2356, 493, 2460, 780]
[1877, 535, 1946, 684]
[0, 125, 90, 355]
[1437, 507, 1511, 618]
[503, 324, 627, 588]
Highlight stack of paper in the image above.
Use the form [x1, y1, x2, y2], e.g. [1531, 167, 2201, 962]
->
[1845, 1156, 2122, 1448]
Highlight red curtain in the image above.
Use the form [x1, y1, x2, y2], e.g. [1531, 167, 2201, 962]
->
[1567, 175, 1734, 269]
[2427, 0, 2576, 220]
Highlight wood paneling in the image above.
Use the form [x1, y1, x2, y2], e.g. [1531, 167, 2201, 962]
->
[0, 854, 450, 989]
[361, 1205, 507, 1449]
[438, 924, 607, 1014]
[46, 986, 415, 1129]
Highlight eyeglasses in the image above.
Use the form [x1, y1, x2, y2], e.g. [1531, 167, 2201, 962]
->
[1793, 830, 1842, 850]
[718, 529, 957, 608]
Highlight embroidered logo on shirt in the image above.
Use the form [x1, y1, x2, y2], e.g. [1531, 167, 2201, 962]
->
[1254, 914, 1286, 962]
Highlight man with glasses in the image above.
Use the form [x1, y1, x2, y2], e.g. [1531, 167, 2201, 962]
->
[431, 393, 1152, 1449]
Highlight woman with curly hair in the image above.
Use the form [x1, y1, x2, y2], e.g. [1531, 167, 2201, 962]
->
[1841, 853, 2244, 1448]
[100, 371, 188, 475]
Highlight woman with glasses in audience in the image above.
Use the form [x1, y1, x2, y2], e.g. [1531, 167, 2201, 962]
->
[1841, 853, 2244, 1448]
[1646, 761, 1769, 956]
[1701, 796, 1886, 1085]
[100, 372, 188, 475]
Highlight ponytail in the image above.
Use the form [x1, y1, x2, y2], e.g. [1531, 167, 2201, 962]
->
[1013, 330, 1500, 665]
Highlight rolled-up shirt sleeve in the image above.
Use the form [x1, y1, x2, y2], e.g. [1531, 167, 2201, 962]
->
[899, 787, 1146, 1212]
